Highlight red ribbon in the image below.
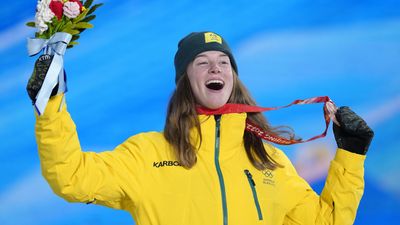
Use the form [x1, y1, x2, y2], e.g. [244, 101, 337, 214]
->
[196, 96, 335, 145]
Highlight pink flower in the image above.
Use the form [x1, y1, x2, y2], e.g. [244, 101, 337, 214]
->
[49, 0, 63, 20]
[63, 1, 81, 19]
[69, 0, 83, 12]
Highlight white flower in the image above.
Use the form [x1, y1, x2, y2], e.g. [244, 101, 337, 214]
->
[36, 20, 48, 34]
[42, 8, 55, 22]
[63, 1, 80, 19]
[35, 0, 55, 34]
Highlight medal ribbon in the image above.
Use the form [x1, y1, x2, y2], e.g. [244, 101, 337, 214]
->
[196, 96, 336, 145]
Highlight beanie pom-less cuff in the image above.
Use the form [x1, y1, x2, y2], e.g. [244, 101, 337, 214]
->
[174, 32, 238, 83]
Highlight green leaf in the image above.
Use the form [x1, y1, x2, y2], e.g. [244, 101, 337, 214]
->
[62, 28, 80, 35]
[54, 19, 65, 33]
[82, 15, 96, 23]
[74, 22, 93, 29]
[77, 28, 87, 34]
[87, 3, 104, 16]
[26, 22, 35, 27]
[48, 23, 53, 36]
[67, 41, 80, 49]
[60, 21, 73, 31]
[71, 34, 80, 41]
[84, 0, 93, 9]
[73, 8, 89, 23]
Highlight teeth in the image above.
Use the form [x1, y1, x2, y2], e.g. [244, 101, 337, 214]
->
[206, 80, 224, 85]
[205, 79, 224, 90]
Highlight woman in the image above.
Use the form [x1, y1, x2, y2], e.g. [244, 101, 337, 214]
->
[28, 31, 374, 225]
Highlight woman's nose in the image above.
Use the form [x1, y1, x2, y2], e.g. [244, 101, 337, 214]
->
[209, 63, 221, 74]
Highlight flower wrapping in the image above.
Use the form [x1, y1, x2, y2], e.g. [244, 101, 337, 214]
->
[26, 0, 103, 115]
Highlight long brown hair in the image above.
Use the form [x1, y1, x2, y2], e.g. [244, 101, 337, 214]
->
[164, 70, 295, 170]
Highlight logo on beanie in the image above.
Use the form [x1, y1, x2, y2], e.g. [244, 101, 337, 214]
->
[204, 32, 222, 44]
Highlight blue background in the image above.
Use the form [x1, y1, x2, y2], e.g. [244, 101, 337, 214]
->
[0, 0, 399, 224]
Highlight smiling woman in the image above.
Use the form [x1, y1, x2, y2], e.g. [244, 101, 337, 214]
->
[28, 30, 374, 225]
[186, 51, 233, 109]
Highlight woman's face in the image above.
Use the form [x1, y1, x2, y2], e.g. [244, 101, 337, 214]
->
[186, 50, 233, 109]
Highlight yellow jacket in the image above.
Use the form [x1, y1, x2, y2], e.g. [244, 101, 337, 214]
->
[35, 95, 366, 225]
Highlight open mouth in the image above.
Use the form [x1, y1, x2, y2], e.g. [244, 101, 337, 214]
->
[205, 79, 224, 91]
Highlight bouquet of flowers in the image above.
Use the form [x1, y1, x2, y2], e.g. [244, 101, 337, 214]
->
[26, 0, 103, 48]
[26, 0, 102, 116]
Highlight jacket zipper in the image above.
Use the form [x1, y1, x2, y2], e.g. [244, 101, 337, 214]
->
[214, 115, 228, 225]
[244, 169, 263, 220]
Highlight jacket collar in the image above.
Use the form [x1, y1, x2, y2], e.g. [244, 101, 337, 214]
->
[191, 113, 247, 154]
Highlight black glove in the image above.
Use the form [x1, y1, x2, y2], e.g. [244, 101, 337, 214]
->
[27, 54, 59, 104]
[333, 106, 374, 155]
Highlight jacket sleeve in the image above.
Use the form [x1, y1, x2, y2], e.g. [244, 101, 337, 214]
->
[35, 95, 143, 210]
[282, 148, 365, 225]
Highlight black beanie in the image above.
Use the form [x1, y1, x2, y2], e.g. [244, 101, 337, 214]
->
[174, 31, 238, 83]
